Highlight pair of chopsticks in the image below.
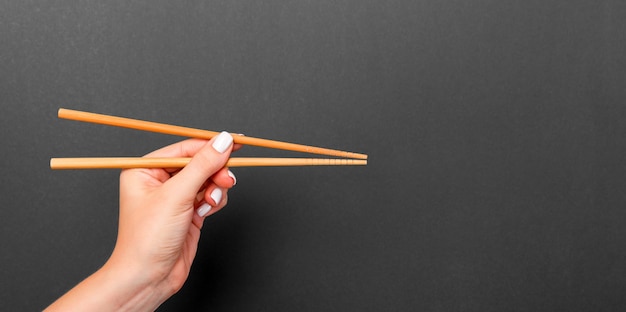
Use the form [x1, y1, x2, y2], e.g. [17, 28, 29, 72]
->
[50, 109, 367, 170]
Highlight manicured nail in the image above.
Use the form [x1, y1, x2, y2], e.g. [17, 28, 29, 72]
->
[210, 188, 222, 205]
[212, 131, 233, 153]
[196, 203, 212, 217]
[227, 170, 237, 186]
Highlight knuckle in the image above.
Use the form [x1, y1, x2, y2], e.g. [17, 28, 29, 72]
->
[192, 149, 223, 174]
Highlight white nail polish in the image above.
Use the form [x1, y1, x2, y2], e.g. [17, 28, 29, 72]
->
[196, 203, 212, 217]
[227, 170, 237, 186]
[210, 188, 222, 205]
[212, 131, 233, 153]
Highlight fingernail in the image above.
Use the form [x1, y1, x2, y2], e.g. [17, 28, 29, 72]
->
[210, 188, 222, 205]
[212, 131, 233, 153]
[227, 170, 237, 186]
[196, 203, 212, 217]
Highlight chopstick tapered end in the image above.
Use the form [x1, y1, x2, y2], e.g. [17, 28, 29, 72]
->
[352, 153, 368, 160]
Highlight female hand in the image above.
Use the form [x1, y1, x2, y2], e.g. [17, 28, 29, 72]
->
[46, 132, 238, 311]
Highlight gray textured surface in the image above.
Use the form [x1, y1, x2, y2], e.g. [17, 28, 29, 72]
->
[1, 1, 626, 310]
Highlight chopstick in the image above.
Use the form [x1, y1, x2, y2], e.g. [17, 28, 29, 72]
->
[58, 109, 368, 160]
[50, 157, 367, 170]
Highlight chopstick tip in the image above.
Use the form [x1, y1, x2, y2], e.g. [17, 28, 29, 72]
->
[351, 152, 368, 160]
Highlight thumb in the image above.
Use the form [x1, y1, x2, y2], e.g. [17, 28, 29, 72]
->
[165, 131, 234, 201]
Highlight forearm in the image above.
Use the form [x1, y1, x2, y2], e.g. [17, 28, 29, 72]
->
[45, 260, 171, 312]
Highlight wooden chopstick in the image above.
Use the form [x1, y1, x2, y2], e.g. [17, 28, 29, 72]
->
[50, 157, 368, 170]
[58, 109, 368, 160]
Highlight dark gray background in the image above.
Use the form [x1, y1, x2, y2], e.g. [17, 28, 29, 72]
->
[2, 0, 626, 311]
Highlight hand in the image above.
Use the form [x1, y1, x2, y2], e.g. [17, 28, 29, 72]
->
[113, 131, 237, 291]
[46, 132, 238, 311]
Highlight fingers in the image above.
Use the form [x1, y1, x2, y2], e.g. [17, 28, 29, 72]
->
[192, 185, 229, 228]
[232, 143, 244, 152]
[143, 139, 208, 158]
[212, 168, 237, 188]
[133, 135, 242, 181]
[143, 139, 243, 158]
[196, 187, 227, 216]
[164, 132, 234, 200]
[191, 168, 237, 226]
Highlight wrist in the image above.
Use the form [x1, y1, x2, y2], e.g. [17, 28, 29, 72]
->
[99, 256, 173, 311]
[45, 259, 171, 312]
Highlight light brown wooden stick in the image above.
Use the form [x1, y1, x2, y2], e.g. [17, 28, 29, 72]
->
[50, 157, 368, 170]
[58, 109, 368, 159]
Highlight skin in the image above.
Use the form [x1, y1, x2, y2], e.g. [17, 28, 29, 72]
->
[46, 133, 240, 311]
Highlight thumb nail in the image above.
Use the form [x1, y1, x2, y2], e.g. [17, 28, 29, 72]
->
[212, 131, 233, 153]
